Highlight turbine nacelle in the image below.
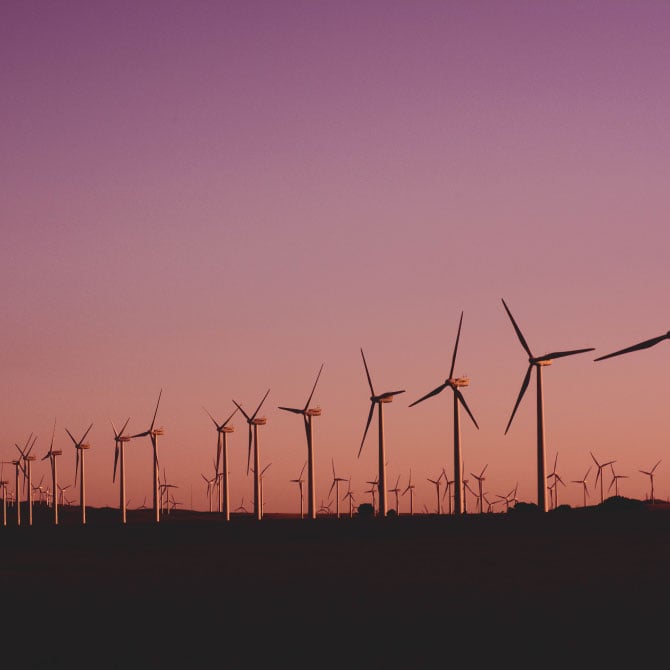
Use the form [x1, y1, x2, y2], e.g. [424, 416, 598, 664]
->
[531, 358, 553, 367]
[51, 450, 63, 456]
[221, 425, 235, 433]
[306, 407, 322, 417]
[251, 417, 267, 426]
[448, 376, 470, 388]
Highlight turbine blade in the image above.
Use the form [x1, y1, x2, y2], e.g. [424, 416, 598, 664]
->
[251, 389, 271, 421]
[358, 402, 376, 458]
[222, 406, 238, 426]
[149, 389, 163, 431]
[360, 349, 375, 395]
[203, 406, 220, 429]
[455, 389, 479, 429]
[65, 428, 78, 446]
[129, 430, 150, 439]
[379, 389, 406, 399]
[120, 417, 131, 436]
[304, 363, 324, 410]
[409, 383, 447, 407]
[501, 299, 532, 357]
[449, 311, 464, 379]
[278, 406, 304, 415]
[536, 347, 595, 362]
[594, 333, 670, 361]
[504, 364, 533, 435]
[49, 418, 57, 450]
[80, 422, 94, 445]
[74, 449, 79, 483]
[232, 400, 250, 421]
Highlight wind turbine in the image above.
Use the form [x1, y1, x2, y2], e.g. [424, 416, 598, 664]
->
[65, 423, 93, 525]
[365, 476, 379, 511]
[590, 451, 616, 505]
[290, 462, 307, 519]
[202, 473, 215, 512]
[608, 464, 628, 497]
[15, 434, 37, 526]
[278, 364, 324, 520]
[232, 389, 270, 521]
[470, 465, 488, 514]
[546, 453, 566, 509]
[130, 389, 165, 524]
[427, 472, 443, 515]
[571, 467, 591, 508]
[328, 459, 347, 519]
[388, 474, 402, 515]
[410, 311, 479, 515]
[12, 457, 23, 526]
[0, 477, 7, 526]
[501, 298, 595, 513]
[343, 479, 356, 518]
[358, 349, 405, 518]
[111, 417, 131, 524]
[202, 405, 237, 521]
[41, 419, 62, 525]
[401, 469, 415, 516]
[441, 469, 454, 515]
[640, 460, 662, 502]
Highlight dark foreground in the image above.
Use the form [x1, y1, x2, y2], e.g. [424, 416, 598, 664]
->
[2, 500, 670, 667]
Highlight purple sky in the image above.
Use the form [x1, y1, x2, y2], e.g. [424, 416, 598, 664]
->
[2, 1, 670, 513]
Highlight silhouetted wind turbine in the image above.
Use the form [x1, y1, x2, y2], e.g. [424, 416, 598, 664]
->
[470, 464, 488, 514]
[233, 389, 270, 521]
[502, 298, 595, 512]
[203, 405, 237, 521]
[441, 469, 454, 515]
[130, 389, 164, 523]
[427, 472, 444, 514]
[401, 469, 415, 516]
[608, 463, 628, 497]
[15, 433, 37, 525]
[12, 457, 23, 526]
[329, 459, 347, 519]
[111, 417, 131, 524]
[591, 451, 616, 504]
[278, 364, 323, 520]
[65, 423, 93, 525]
[41, 419, 62, 525]
[343, 478, 356, 518]
[388, 474, 402, 515]
[546, 453, 566, 509]
[358, 349, 405, 517]
[290, 461, 307, 519]
[640, 460, 661, 502]
[571, 467, 591, 508]
[410, 311, 479, 515]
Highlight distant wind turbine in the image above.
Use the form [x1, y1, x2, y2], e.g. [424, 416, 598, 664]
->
[358, 349, 405, 517]
[608, 463, 628, 497]
[470, 465, 488, 514]
[401, 469, 415, 516]
[65, 423, 93, 525]
[571, 467, 591, 508]
[640, 460, 662, 502]
[41, 419, 62, 525]
[388, 474, 402, 515]
[15, 434, 37, 526]
[427, 472, 444, 515]
[290, 462, 307, 519]
[233, 389, 270, 521]
[278, 364, 323, 520]
[546, 453, 566, 509]
[329, 459, 347, 519]
[130, 389, 164, 523]
[501, 298, 594, 512]
[202, 405, 237, 521]
[410, 311, 479, 516]
[111, 417, 131, 524]
[590, 451, 616, 504]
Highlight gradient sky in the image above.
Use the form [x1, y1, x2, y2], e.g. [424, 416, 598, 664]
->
[3, 1, 670, 514]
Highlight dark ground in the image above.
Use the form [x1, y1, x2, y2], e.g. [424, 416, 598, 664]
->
[2, 499, 670, 667]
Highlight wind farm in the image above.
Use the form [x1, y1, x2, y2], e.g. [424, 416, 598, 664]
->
[4, 1, 670, 664]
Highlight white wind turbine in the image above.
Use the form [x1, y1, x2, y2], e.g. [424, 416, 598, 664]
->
[571, 467, 591, 508]
[202, 405, 238, 520]
[41, 419, 63, 525]
[590, 451, 616, 505]
[640, 460, 662, 502]
[358, 349, 405, 518]
[111, 417, 131, 524]
[410, 311, 479, 516]
[290, 461, 307, 519]
[65, 423, 93, 525]
[278, 364, 324, 521]
[232, 389, 270, 521]
[130, 389, 165, 524]
[501, 299, 595, 513]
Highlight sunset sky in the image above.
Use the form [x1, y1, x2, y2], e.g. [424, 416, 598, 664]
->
[3, 1, 670, 515]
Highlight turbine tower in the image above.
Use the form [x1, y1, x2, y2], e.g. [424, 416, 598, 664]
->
[65, 423, 93, 525]
[640, 460, 661, 502]
[409, 311, 479, 515]
[233, 389, 270, 521]
[203, 406, 237, 521]
[130, 390, 165, 524]
[358, 349, 405, 518]
[278, 364, 324, 520]
[501, 298, 594, 513]
[111, 417, 131, 524]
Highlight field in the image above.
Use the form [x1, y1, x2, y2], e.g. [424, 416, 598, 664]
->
[2, 499, 670, 667]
